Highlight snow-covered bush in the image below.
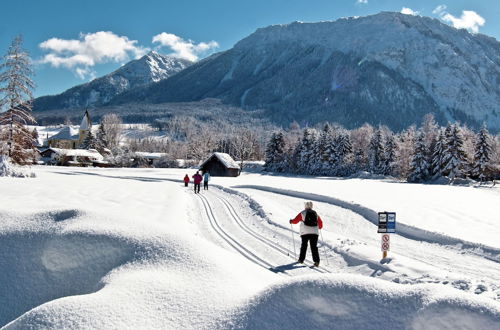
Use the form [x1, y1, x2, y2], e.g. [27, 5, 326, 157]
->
[0, 156, 36, 178]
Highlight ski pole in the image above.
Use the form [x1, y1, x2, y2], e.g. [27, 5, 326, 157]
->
[290, 222, 297, 260]
[320, 229, 329, 266]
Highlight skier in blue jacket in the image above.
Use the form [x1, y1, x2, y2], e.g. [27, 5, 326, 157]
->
[203, 171, 210, 190]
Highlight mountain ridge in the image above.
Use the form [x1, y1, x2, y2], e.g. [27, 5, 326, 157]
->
[34, 51, 193, 111]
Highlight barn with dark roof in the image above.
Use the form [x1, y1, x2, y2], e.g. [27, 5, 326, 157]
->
[199, 152, 240, 177]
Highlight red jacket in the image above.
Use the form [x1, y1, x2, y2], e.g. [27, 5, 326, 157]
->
[183, 175, 190, 183]
[192, 174, 203, 184]
[290, 211, 323, 229]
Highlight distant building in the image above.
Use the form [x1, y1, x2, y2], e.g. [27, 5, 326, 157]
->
[48, 110, 92, 149]
[40, 147, 105, 167]
[199, 152, 240, 177]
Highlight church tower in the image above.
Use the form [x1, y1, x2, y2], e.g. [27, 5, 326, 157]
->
[78, 110, 92, 146]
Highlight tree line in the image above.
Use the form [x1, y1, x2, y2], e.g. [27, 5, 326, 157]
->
[265, 115, 500, 183]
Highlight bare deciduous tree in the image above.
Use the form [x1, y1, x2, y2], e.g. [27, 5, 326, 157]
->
[100, 113, 123, 151]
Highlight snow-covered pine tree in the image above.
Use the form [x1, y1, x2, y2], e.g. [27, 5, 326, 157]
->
[316, 124, 335, 175]
[0, 36, 36, 165]
[264, 131, 286, 172]
[472, 125, 493, 182]
[264, 132, 278, 171]
[333, 130, 353, 176]
[442, 124, 468, 181]
[383, 134, 397, 176]
[408, 132, 430, 183]
[368, 128, 385, 174]
[298, 128, 317, 174]
[95, 123, 109, 154]
[81, 131, 98, 150]
[430, 129, 446, 179]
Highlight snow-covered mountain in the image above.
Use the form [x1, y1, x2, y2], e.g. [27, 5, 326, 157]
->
[34, 51, 192, 111]
[112, 12, 500, 131]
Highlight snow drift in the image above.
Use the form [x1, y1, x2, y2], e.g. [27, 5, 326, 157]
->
[227, 275, 500, 330]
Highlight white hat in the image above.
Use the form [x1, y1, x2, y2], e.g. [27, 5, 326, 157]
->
[304, 201, 313, 209]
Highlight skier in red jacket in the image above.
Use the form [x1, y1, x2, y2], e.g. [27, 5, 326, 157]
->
[183, 174, 190, 187]
[290, 201, 323, 266]
[192, 171, 203, 194]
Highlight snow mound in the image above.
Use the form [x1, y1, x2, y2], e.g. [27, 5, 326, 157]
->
[228, 275, 500, 330]
[0, 201, 275, 329]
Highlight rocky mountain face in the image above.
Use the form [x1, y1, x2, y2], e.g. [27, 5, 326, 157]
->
[34, 51, 192, 111]
[111, 12, 500, 131]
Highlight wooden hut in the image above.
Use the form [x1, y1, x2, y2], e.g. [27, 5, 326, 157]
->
[199, 152, 240, 177]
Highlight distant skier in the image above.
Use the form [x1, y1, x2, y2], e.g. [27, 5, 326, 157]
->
[183, 174, 190, 187]
[289, 201, 323, 267]
[203, 171, 210, 190]
[192, 171, 202, 194]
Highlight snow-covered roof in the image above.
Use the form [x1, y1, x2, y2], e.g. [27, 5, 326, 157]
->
[48, 126, 80, 141]
[202, 152, 240, 169]
[47, 148, 104, 160]
[134, 152, 168, 160]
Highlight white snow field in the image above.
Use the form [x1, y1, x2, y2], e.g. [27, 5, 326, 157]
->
[0, 166, 499, 329]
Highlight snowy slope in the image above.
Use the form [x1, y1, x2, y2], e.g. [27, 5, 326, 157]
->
[1, 166, 499, 329]
[34, 51, 192, 111]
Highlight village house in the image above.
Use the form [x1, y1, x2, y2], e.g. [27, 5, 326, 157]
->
[40, 148, 105, 167]
[47, 110, 92, 149]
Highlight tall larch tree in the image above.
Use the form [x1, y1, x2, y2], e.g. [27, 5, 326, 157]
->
[0, 35, 36, 164]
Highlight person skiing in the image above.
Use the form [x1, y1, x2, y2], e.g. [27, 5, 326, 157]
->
[183, 174, 190, 187]
[203, 171, 210, 190]
[289, 201, 323, 267]
[192, 171, 202, 194]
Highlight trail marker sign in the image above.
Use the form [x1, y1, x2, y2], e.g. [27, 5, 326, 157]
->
[377, 212, 396, 233]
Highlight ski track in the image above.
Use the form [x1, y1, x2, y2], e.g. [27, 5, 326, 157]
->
[210, 191, 330, 274]
[196, 192, 278, 273]
[194, 188, 331, 276]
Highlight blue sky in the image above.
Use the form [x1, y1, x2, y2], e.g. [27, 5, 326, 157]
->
[0, 0, 497, 97]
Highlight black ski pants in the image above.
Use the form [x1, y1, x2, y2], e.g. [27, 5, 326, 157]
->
[194, 183, 201, 193]
[299, 234, 320, 263]
[204, 181, 208, 190]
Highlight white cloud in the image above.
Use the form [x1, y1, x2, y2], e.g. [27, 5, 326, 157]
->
[356, 0, 368, 4]
[432, 4, 447, 15]
[401, 7, 419, 16]
[441, 10, 485, 33]
[75, 67, 96, 80]
[39, 31, 149, 79]
[152, 32, 219, 62]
